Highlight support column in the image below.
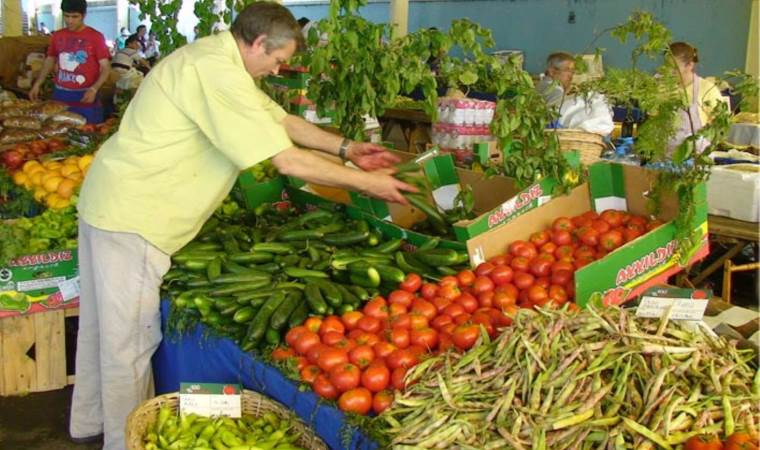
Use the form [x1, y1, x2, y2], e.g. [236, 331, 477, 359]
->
[2, 0, 24, 36]
[390, 0, 408, 39]
[747, 0, 759, 112]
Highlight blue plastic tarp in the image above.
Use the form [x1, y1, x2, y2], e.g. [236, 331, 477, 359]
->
[152, 301, 379, 450]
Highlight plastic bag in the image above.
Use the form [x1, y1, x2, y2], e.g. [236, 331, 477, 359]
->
[558, 93, 614, 136]
[3, 116, 42, 130]
[49, 110, 86, 126]
[33, 101, 69, 120]
[0, 107, 32, 121]
[40, 122, 69, 137]
[0, 129, 40, 145]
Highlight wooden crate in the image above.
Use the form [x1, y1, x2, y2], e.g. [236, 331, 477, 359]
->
[0, 307, 78, 396]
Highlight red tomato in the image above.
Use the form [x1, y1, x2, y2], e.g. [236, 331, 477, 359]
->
[389, 328, 410, 349]
[440, 322, 457, 337]
[683, 434, 724, 450]
[386, 349, 419, 370]
[430, 314, 454, 331]
[319, 316, 345, 337]
[475, 261, 496, 277]
[420, 283, 438, 300]
[600, 209, 623, 227]
[540, 241, 558, 255]
[407, 344, 426, 359]
[399, 273, 422, 293]
[410, 328, 439, 350]
[442, 303, 466, 318]
[438, 334, 455, 352]
[456, 269, 476, 287]
[551, 261, 574, 273]
[724, 432, 759, 450]
[472, 276, 495, 294]
[285, 326, 308, 347]
[353, 331, 380, 347]
[536, 251, 555, 263]
[317, 347, 349, 372]
[410, 298, 437, 320]
[361, 364, 390, 392]
[306, 343, 329, 365]
[390, 313, 411, 329]
[552, 217, 574, 232]
[600, 230, 624, 251]
[338, 387, 372, 415]
[431, 296, 452, 313]
[529, 258, 552, 277]
[528, 285, 548, 304]
[577, 227, 600, 247]
[388, 290, 414, 307]
[329, 363, 361, 393]
[323, 331, 348, 347]
[493, 290, 516, 310]
[513, 271, 535, 290]
[438, 284, 461, 301]
[453, 313, 471, 325]
[510, 256, 531, 272]
[313, 374, 338, 400]
[489, 265, 514, 286]
[451, 324, 480, 350]
[304, 317, 322, 333]
[591, 219, 611, 234]
[529, 231, 550, 247]
[408, 313, 429, 330]
[552, 230, 573, 246]
[271, 347, 295, 361]
[550, 269, 573, 286]
[341, 311, 364, 331]
[372, 390, 394, 414]
[388, 302, 407, 318]
[373, 341, 396, 359]
[391, 367, 408, 390]
[548, 285, 568, 303]
[357, 316, 382, 334]
[349, 345, 376, 368]
[294, 331, 321, 356]
[508, 240, 529, 257]
[574, 245, 596, 260]
[623, 226, 644, 242]
[363, 297, 389, 321]
[477, 290, 494, 308]
[574, 256, 595, 270]
[300, 365, 321, 384]
[647, 219, 664, 231]
[455, 292, 479, 313]
[572, 215, 593, 228]
[554, 245, 575, 259]
[492, 309, 513, 327]
[438, 276, 459, 287]
[488, 255, 509, 266]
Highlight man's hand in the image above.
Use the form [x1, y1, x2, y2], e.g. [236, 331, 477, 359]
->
[362, 172, 418, 205]
[347, 142, 401, 171]
[28, 84, 41, 101]
[81, 87, 98, 104]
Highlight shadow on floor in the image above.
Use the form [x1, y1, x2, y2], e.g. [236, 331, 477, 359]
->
[0, 386, 101, 450]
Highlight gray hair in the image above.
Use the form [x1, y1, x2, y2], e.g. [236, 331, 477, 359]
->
[231, 2, 304, 52]
[546, 52, 575, 71]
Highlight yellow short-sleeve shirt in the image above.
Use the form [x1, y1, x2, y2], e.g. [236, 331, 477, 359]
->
[686, 76, 728, 126]
[78, 32, 292, 254]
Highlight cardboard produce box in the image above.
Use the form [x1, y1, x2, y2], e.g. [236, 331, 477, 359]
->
[0, 249, 80, 318]
[465, 162, 709, 308]
[351, 150, 559, 246]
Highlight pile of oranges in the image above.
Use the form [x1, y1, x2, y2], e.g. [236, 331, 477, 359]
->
[11, 154, 94, 209]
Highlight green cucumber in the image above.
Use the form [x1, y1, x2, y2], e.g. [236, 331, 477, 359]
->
[172, 251, 224, 263]
[233, 306, 257, 323]
[235, 289, 275, 303]
[275, 281, 306, 290]
[304, 282, 328, 315]
[221, 237, 241, 254]
[244, 291, 286, 345]
[415, 248, 460, 266]
[252, 243, 294, 254]
[350, 272, 381, 288]
[335, 284, 361, 307]
[436, 266, 458, 276]
[375, 238, 403, 254]
[229, 251, 274, 264]
[251, 262, 280, 274]
[297, 209, 332, 226]
[323, 231, 369, 246]
[283, 267, 329, 279]
[206, 256, 223, 281]
[183, 259, 211, 271]
[394, 161, 422, 174]
[179, 242, 222, 252]
[186, 277, 212, 288]
[374, 264, 405, 284]
[278, 230, 324, 242]
[314, 222, 344, 234]
[395, 251, 430, 275]
[209, 280, 271, 296]
[265, 328, 281, 345]
[406, 194, 448, 233]
[213, 297, 238, 312]
[417, 237, 441, 251]
[212, 272, 270, 284]
[338, 304, 355, 314]
[367, 231, 381, 246]
[269, 290, 302, 331]
[308, 278, 342, 307]
[223, 260, 253, 274]
[287, 301, 310, 329]
[348, 285, 370, 301]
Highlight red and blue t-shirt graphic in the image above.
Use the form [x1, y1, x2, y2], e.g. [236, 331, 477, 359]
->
[47, 26, 109, 90]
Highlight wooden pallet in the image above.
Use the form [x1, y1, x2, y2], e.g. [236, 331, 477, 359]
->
[0, 307, 78, 396]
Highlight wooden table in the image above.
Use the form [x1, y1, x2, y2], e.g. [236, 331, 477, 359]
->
[380, 107, 432, 153]
[679, 215, 759, 303]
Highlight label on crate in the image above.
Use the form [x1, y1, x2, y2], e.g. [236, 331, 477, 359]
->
[635, 297, 708, 321]
[17, 276, 66, 292]
[179, 382, 242, 418]
[57, 276, 80, 301]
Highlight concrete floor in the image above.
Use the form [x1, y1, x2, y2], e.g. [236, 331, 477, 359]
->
[0, 386, 101, 450]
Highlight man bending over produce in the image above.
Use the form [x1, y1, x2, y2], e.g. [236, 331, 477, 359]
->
[72, 3, 415, 448]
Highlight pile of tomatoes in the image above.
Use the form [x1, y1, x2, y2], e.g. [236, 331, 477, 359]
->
[685, 432, 759, 450]
[1, 139, 68, 171]
[480, 209, 664, 308]
[271, 271, 516, 416]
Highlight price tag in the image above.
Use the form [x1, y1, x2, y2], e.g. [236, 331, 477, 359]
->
[635, 296, 708, 321]
[57, 276, 80, 301]
[179, 383, 241, 418]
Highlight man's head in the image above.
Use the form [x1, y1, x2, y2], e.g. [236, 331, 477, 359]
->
[61, 0, 86, 31]
[125, 34, 140, 50]
[669, 42, 698, 85]
[231, 2, 303, 79]
[137, 25, 147, 37]
[546, 52, 575, 91]
[120, 27, 128, 36]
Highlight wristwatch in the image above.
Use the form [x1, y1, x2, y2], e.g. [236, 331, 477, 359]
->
[338, 138, 352, 161]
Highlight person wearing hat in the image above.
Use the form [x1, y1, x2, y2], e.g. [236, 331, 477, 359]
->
[72, 2, 413, 449]
[29, 0, 110, 124]
[115, 27, 129, 50]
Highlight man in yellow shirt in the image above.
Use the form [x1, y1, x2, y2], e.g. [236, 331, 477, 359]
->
[70, 3, 414, 448]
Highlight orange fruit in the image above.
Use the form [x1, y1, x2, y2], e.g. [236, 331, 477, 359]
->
[22, 160, 42, 174]
[43, 161, 62, 170]
[43, 176, 63, 193]
[12, 171, 28, 186]
[57, 179, 77, 198]
[60, 164, 80, 178]
[67, 172, 84, 183]
[31, 171, 44, 186]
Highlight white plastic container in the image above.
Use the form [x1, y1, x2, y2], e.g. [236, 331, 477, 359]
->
[706, 164, 760, 222]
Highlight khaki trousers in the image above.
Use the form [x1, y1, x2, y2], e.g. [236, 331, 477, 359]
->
[70, 219, 170, 450]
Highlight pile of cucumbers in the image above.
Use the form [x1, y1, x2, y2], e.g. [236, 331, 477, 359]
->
[143, 405, 307, 450]
[164, 201, 469, 352]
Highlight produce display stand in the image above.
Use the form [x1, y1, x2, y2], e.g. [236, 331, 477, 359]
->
[152, 301, 378, 450]
[0, 306, 78, 396]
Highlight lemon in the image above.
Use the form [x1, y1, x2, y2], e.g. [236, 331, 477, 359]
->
[22, 160, 42, 174]
[54, 197, 70, 209]
[67, 172, 84, 183]
[45, 193, 62, 208]
[33, 189, 47, 202]
[77, 154, 94, 172]
[31, 171, 44, 186]
[43, 161, 63, 170]
[57, 178, 77, 198]
[43, 176, 63, 193]
[12, 171, 28, 186]
[60, 164, 80, 178]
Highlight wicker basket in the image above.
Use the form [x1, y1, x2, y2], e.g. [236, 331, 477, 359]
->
[549, 128, 608, 166]
[125, 390, 328, 450]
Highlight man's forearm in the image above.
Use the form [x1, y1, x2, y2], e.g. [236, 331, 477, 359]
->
[33, 57, 55, 87]
[282, 114, 345, 156]
[91, 60, 111, 91]
[272, 147, 366, 191]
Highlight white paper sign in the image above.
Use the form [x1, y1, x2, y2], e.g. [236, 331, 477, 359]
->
[179, 383, 241, 418]
[57, 276, 80, 301]
[635, 296, 708, 321]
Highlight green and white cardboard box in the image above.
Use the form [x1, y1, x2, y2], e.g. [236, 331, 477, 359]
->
[350, 150, 559, 247]
[237, 172, 288, 211]
[465, 162, 709, 308]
